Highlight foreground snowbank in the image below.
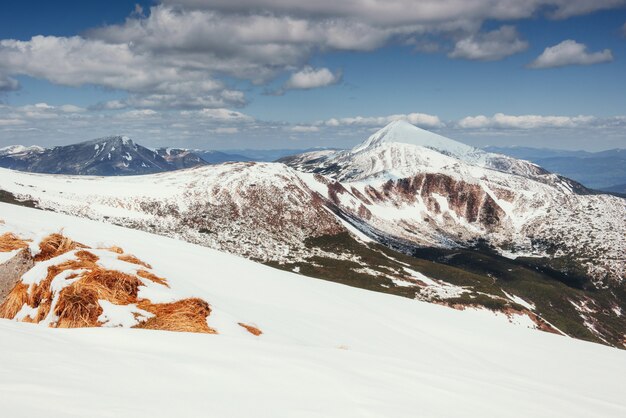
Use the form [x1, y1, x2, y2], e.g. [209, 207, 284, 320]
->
[0, 203, 625, 417]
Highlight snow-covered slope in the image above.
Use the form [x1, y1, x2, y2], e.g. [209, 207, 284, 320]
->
[0, 163, 343, 261]
[1, 203, 625, 418]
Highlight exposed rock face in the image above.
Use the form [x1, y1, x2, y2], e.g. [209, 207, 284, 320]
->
[379, 174, 506, 227]
[0, 249, 34, 304]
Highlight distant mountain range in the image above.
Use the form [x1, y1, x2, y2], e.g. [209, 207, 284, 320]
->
[0, 136, 207, 176]
[0, 137, 336, 176]
[484, 146, 626, 194]
[1, 136, 623, 196]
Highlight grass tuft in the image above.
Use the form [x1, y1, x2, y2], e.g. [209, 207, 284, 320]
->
[0, 233, 29, 252]
[136, 298, 217, 334]
[238, 322, 262, 336]
[118, 254, 152, 269]
[35, 233, 85, 261]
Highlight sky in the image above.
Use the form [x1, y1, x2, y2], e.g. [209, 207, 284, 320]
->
[0, 0, 625, 151]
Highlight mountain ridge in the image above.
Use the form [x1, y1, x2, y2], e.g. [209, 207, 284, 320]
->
[0, 135, 208, 175]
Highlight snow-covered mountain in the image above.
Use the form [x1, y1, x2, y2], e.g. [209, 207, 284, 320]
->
[1, 202, 625, 418]
[0, 145, 46, 157]
[282, 120, 624, 286]
[0, 136, 207, 175]
[283, 120, 587, 190]
[153, 147, 208, 170]
[0, 121, 624, 346]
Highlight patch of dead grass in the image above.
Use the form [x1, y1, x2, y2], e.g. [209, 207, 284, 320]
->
[0, 233, 29, 252]
[1, 235, 217, 335]
[35, 233, 86, 261]
[118, 254, 152, 269]
[0, 282, 29, 319]
[238, 322, 262, 336]
[137, 298, 217, 334]
[104, 246, 124, 254]
[137, 269, 169, 287]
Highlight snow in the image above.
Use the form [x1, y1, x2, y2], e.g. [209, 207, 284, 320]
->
[98, 300, 154, 327]
[328, 211, 373, 243]
[1, 202, 626, 417]
[503, 290, 536, 310]
[0, 249, 20, 264]
[354, 120, 475, 156]
[403, 267, 469, 299]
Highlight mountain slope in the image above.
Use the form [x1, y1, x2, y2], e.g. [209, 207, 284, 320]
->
[284, 121, 624, 286]
[0, 136, 207, 175]
[0, 153, 624, 346]
[1, 203, 625, 418]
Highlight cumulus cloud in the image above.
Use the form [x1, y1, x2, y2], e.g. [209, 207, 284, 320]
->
[212, 127, 239, 134]
[288, 125, 320, 133]
[283, 67, 341, 91]
[184, 108, 255, 122]
[449, 26, 528, 61]
[163, 0, 624, 23]
[89, 100, 129, 111]
[322, 112, 444, 129]
[0, 0, 622, 111]
[528, 40, 613, 69]
[457, 113, 595, 129]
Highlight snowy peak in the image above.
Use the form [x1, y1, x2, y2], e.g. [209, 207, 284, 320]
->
[353, 120, 475, 157]
[82, 135, 138, 152]
[0, 145, 45, 157]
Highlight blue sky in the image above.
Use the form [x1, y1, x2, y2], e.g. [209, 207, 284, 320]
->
[0, 0, 625, 150]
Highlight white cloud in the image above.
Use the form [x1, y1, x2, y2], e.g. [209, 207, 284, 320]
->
[322, 112, 444, 129]
[184, 108, 254, 122]
[457, 113, 595, 129]
[449, 26, 528, 61]
[528, 40, 613, 69]
[118, 109, 158, 119]
[164, 0, 623, 23]
[212, 127, 239, 134]
[0, 118, 25, 126]
[288, 125, 320, 133]
[284, 67, 341, 91]
[90, 100, 128, 111]
[0, 1, 621, 111]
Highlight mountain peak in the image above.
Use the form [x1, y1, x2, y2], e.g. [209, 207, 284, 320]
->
[353, 120, 476, 157]
[84, 135, 135, 147]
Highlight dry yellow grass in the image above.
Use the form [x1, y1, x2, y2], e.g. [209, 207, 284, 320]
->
[118, 254, 152, 269]
[35, 233, 85, 261]
[238, 322, 263, 336]
[54, 268, 143, 328]
[136, 269, 169, 287]
[136, 298, 217, 334]
[0, 282, 29, 319]
[1, 234, 216, 334]
[0, 233, 29, 252]
[104, 246, 124, 254]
